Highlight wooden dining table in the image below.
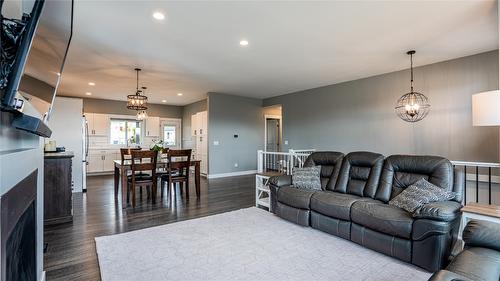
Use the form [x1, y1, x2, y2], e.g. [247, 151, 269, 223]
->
[114, 159, 201, 208]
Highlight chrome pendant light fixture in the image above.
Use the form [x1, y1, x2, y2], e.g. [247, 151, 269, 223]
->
[395, 50, 430, 122]
[127, 68, 148, 110]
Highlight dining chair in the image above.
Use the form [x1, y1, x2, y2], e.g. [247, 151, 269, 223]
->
[121, 147, 148, 202]
[120, 147, 142, 164]
[127, 150, 158, 208]
[160, 149, 192, 199]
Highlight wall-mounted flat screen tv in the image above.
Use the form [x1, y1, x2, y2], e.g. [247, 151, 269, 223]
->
[0, 0, 73, 137]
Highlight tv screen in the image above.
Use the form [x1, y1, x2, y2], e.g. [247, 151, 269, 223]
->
[1, 0, 73, 110]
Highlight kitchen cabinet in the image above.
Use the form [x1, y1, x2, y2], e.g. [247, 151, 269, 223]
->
[145, 116, 160, 137]
[191, 111, 208, 174]
[86, 113, 109, 136]
[87, 150, 120, 173]
[191, 113, 199, 136]
[87, 153, 103, 173]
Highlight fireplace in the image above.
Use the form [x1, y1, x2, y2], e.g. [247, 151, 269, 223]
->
[1, 171, 37, 281]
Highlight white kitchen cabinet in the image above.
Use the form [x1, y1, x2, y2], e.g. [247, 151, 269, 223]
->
[191, 111, 208, 175]
[191, 113, 199, 136]
[87, 153, 103, 173]
[103, 151, 117, 171]
[200, 111, 207, 136]
[86, 113, 109, 136]
[145, 116, 160, 137]
[87, 150, 118, 174]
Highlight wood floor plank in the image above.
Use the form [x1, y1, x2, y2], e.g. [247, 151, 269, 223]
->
[44, 174, 255, 281]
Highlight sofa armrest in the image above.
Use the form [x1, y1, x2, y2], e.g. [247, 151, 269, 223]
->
[428, 270, 473, 281]
[463, 220, 500, 252]
[269, 175, 293, 214]
[269, 175, 293, 188]
[412, 201, 462, 222]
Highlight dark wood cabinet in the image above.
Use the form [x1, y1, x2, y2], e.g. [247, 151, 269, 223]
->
[44, 152, 74, 225]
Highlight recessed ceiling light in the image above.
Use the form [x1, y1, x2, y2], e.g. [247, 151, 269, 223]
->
[85, 92, 92, 96]
[153, 11, 165, 20]
[162, 99, 167, 103]
[177, 93, 183, 96]
[88, 82, 95, 86]
[239, 40, 249, 46]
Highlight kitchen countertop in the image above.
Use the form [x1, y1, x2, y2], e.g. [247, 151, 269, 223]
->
[44, 151, 75, 159]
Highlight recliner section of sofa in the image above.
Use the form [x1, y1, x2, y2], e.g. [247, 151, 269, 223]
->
[269, 151, 464, 272]
[270, 151, 344, 226]
[429, 220, 500, 281]
[310, 151, 384, 239]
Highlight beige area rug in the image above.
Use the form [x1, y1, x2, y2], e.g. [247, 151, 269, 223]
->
[95, 207, 431, 281]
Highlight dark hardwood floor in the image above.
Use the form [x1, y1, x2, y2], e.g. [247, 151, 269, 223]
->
[44, 174, 255, 280]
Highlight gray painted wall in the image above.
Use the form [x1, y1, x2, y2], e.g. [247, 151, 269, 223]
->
[208, 93, 264, 175]
[81, 97, 183, 118]
[181, 99, 207, 149]
[264, 50, 499, 162]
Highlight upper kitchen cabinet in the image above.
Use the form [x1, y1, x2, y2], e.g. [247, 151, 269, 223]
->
[86, 113, 109, 136]
[145, 116, 160, 137]
[191, 111, 207, 136]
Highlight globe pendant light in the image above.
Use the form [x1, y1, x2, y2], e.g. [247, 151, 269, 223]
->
[127, 68, 148, 110]
[395, 50, 430, 122]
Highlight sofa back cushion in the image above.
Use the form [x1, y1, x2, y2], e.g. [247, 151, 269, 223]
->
[376, 155, 453, 203]
[334, 151, 384, 198]
[304, 152, 344, 191]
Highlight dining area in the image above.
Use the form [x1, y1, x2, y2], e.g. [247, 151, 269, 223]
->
[113, 148, 201, 208]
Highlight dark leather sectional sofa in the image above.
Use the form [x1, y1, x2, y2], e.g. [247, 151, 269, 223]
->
[269, 151, 464, 272]
[429, 220, 500, 281]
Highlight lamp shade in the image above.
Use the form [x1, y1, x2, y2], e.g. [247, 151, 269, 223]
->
[472, 90, 500, 126]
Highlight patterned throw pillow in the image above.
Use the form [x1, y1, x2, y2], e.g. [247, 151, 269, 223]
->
[389, 178, 456, 213]
[292, 166, 322, 190]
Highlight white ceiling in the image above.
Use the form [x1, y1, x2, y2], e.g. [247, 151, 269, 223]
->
[58, 0, 498, 106]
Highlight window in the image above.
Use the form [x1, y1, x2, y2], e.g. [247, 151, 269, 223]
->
[163, 125, 176, 146]
[110, 119, 142, 145]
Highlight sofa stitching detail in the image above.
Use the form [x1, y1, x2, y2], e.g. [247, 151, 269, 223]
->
[390, 236, 395, 257]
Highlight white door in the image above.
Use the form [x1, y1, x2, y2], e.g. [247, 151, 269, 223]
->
[160, 119, 181, 149]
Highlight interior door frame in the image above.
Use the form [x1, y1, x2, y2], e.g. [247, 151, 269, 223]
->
[264, 114, 282, 152]
[160, 118, 182, 149]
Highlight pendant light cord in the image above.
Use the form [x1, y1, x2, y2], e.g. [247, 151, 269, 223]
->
[136, 69, 139, 96]
[410, 52, 414, 92]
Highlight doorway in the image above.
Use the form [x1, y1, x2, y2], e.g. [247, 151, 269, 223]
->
[265, 115, 281, 152]
[160, 119, 181, 149]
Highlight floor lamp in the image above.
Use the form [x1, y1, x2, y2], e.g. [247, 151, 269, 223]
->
[472, 90, 500, 127]
[472, 90, 500, 204]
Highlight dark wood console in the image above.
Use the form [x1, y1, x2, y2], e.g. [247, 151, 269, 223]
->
[44, 152, 74, 225]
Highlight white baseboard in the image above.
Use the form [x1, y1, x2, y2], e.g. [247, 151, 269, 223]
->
[208, 170, 257, 179]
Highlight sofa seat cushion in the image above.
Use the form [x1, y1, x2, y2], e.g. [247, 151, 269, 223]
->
[351, 201, 413, 239]
[277, 186, 316, 209]
[310, 191, 369, 220]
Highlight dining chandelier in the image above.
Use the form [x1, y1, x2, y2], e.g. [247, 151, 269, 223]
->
[136, 87, 148, 120]
[127, 68, 148, 110]
[395, 50, 430, 122]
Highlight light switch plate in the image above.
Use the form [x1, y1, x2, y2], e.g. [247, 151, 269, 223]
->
[284, 140, 289, 145]
[213, 140, 219, 146]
